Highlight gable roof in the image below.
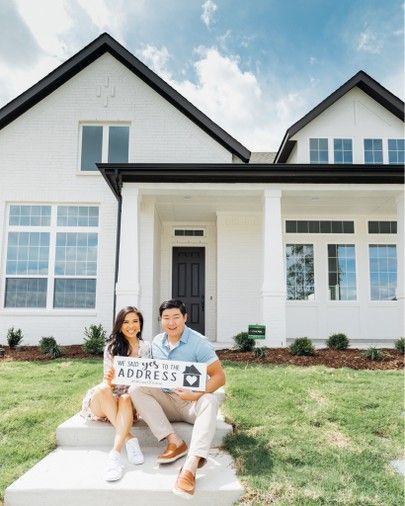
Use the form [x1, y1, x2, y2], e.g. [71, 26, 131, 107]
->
[275, 70, 405, 163]
[0, 33, 251, 163]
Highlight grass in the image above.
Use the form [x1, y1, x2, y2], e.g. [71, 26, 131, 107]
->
[0, 358, 101, 504]
[0, 359, 403, 505]
[222, 362, 404, 505]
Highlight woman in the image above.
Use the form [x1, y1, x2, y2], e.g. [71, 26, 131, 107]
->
[81, 306, 152, 481]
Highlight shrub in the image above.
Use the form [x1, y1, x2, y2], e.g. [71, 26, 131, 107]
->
[7, 327, 23, 348]
[327, 333, 349, 350]
[362, 347, 385, 361]
[233, 332, 255, 352]
[394, 337, 405, 353]
[289, 337, 315, 356]
[83, 324, 106, 355]
[254, 347, 267, 359]
[39, 336, 62, 358]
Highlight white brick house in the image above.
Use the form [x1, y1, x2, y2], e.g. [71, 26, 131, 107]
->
[0, 33, 403, 347]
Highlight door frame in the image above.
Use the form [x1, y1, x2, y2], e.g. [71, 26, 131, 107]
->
[159, 222, 216, 341]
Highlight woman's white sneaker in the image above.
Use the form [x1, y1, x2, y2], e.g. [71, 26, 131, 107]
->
[104, 450, 124, 481]
[126, 437, 144, 465]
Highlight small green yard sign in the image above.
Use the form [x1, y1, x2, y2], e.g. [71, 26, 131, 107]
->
[248, 324, 266, 340]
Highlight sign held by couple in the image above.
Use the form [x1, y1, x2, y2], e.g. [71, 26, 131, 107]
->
[113, 357, 207, 392]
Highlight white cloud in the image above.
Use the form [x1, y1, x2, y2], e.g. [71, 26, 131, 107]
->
[309, 56, 317, 65]
[76, 0, 126, 38]
[139, 45, 311, 151]
[201, 0, 217, 28]
[357, 29, 383, 54]
[136, 45, 171, 80]
[14, 0, 72, 58]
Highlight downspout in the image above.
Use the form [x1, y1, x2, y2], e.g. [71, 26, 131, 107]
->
[112, 170, 123, 325]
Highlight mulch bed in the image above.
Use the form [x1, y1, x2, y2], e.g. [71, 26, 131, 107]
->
[217, 348, 404, 370]
[0, 345, 403, 370]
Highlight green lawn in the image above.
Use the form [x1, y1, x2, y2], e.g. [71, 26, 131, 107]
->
[222, 362, 404, 505]
[0, 359, 403, 505]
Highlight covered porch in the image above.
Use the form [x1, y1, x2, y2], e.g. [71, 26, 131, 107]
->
[98, 163, 403, 347]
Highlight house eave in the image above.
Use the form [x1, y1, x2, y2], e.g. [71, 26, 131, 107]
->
[97, 163, 404, 199]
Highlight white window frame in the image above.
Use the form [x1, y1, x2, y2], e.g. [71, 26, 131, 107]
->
[309, 138, 329, 164]
[333, 138, 353, 164]
[2, 204, 100, 313]
[77, 122, 131, 174]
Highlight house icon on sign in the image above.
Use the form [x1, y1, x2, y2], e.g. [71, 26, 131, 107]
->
[182, 365, 201, 388]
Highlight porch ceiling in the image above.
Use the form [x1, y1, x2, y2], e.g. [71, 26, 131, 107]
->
[149, 189, 399, 222]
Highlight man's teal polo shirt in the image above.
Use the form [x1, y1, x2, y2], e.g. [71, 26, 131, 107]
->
[152, 325, 218, 365]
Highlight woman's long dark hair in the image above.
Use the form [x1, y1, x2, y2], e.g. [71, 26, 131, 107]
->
[107, 306, 144, 357]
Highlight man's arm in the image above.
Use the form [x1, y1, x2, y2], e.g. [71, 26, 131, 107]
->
[175, 359, 225, 401]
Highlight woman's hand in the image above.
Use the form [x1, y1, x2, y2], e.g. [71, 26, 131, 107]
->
[174, 388, 202, 401]
[103, 367, 115, 387]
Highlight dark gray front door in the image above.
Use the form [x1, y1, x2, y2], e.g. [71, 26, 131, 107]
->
[172, 247, 205, 335]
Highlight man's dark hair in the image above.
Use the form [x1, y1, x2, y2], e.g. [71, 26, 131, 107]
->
[159, 299, 187, 316]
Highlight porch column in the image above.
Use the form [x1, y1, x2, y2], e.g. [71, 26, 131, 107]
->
[115, 185, 141, 311]
[396, 194, 404, 315]
[261, 189, 286, 347]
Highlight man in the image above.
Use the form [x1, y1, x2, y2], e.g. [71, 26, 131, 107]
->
[129, 299, 226, 499]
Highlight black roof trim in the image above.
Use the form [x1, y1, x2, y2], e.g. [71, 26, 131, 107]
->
[275, 70, 405, 163]
[97, 163, 403, 199]
[0, 33, 251, 162]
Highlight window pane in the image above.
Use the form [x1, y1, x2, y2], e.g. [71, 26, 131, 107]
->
[5, 278, 47, 307]
[310, 138, 328, 164]
[369, 245, 397, 300]
[328, 244, 356, 300]
[285, 221, 297, 233]
[334, 139, 352, 164]
[81, 126, 102, 171]
[388, 139, 405, 164]
[364, 139, 383, 164]
[54, 279, 96, 308]
[9, 205, 51, 226]
[108, 126, 129, 163]
[286, 244, 314, 300]
[6, 232, 49, 275]
[57, 206, 99, 227]
[55, 233, 98, 276]
[368, 221, 397, 234]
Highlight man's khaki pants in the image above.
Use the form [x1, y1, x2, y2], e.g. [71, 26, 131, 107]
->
[129, 386, 219, 463]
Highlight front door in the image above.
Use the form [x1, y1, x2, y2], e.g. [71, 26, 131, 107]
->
[172, 247, 205, 335]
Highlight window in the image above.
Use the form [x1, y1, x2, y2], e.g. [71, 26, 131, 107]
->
[174, 229, 204, 236]
[369, 245, 397, 300]
[4, 205, 99, 309]
[328, 244, 356, 300]
[286, 244, 314, 300]
[368, 221, 397, 234]
[286, 221, 354, 234]
[80, 124, 129, 171]
[334, 139, 352, 164]
[364, 139, 383, 164]
[309, 138, 328, 163]
[388, 139, 405, 164]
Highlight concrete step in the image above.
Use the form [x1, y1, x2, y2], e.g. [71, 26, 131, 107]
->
[5, 446, 243, 506]
[57, 412, 232, 448]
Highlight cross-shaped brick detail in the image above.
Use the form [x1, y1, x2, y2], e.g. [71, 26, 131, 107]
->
[96, 77, 116, 107]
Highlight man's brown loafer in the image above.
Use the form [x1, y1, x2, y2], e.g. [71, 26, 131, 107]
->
[157, 441, 188, 464]
[172, 467, 196, 499]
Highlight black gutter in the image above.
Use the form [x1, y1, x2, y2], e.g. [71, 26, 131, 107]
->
[112, 170, 123, 322]
[98, 163, 404, 198]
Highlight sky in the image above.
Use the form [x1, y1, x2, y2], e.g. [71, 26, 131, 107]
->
[0, 0, 403, 152]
